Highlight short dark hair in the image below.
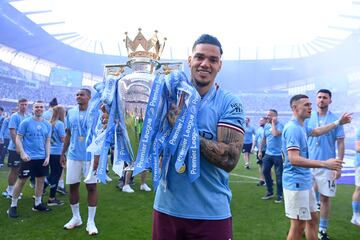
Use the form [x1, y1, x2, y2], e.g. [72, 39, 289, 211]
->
[79, 88, 91, 97]
[18, 98, 27, 103]
[317, 89, 332, 98]
[0, 107, 3, 112]
[290, 94, 309, 107]
[49, 98, 58, 107]
[269, 109, 278, 116]
[192, 34, 223, 55]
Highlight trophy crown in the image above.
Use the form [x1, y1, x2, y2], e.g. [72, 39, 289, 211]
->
[124, 29, 166, 61]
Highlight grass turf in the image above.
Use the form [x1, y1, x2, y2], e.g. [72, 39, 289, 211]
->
[0, 155, 359, 239]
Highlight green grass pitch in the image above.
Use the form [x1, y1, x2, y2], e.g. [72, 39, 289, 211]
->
[0, 155, 358, 239]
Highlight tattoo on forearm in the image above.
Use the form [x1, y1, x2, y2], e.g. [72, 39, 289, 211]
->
[200, 127, 244, 172]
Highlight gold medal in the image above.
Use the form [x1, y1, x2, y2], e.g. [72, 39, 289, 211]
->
[79, 136, 84, 141]
[177, 164, 186, 174]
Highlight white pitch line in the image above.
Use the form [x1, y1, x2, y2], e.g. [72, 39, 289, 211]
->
[230, 173, 260, 180]
[230, 180, 259, 184]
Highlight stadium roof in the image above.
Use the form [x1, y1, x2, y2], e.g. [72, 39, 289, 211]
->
[7, 0, 360, 60]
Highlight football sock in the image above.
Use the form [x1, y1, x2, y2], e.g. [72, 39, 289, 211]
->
[352, 201, 360, 215]
[319, 218, 328, 232]
[88, 206, 97, 224]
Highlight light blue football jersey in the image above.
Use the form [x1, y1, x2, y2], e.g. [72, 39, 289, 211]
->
[154, 85, 245, 220]
[8, 112, 30, 151]
[306, 111, 344, 160]
[244, 125, 255, 144]
[263, 121, 284, 156]
[17, 117, 52, 160]
[43, 109, 53, 121]
[282, 118, 311, 190]
[66, 107, 93, 161]
[50, 120, 66, 155]
[255, 127, 265, 150]
[0, 118, 10, 140]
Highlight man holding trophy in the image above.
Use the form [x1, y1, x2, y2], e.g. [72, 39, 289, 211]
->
[152, 34, 245, 240]
[92, 31, 245, 239]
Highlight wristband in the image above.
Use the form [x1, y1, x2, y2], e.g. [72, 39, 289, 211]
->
[333, 119, 340, 126]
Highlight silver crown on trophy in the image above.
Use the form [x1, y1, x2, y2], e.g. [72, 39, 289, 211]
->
[124, 28, 166, 61]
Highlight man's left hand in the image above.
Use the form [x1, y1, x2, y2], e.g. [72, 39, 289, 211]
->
[333, 169, 342, 180]
[43, 157, 50, 166]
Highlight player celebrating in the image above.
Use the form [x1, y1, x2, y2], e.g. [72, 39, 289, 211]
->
[282, 94, 351, 240]
[7, 101, 52, 218]
[306, 89, 345, 239]
[61, 88, 99, 235]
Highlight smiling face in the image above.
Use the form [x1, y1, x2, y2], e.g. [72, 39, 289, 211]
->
[188, 43, 222, 96]
[32, 102, 45, 118]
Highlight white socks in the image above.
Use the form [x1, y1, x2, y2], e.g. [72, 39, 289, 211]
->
[35, 196, 42, 206]
[70, 203, 97, 223]
[71, 203, 81, 219]
[7, 185, 14, 195]
[88, 206, 97, 224]
[58, 180, 64, 189]
[11, 197, 18, 207]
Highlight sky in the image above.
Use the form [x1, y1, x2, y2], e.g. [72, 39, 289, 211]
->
[10, 0, 360, 60]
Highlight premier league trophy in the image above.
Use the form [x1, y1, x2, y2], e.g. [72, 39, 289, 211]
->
[118, 29, 165, 159]
[95, 29, 184, 184]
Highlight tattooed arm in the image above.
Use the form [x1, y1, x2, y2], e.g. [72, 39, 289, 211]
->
[200, 126, 244, 172]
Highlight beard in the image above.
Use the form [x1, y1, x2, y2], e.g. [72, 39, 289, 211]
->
[192, 77, 211, 88]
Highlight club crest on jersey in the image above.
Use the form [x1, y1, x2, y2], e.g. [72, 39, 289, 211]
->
[37, 125, 42, 130]
[230, 103, 243, 114]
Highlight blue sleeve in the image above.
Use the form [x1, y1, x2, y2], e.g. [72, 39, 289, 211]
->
[17, 120, 27, 136]
[8, 115, 17, 130]
[277, 122, 284, 132]
[47, 123, 52, 138]
[218, 94, 245, 134]
[0, 120, 6, 139]
[335, 125, 345, 138]
[285, 125, 301, 151]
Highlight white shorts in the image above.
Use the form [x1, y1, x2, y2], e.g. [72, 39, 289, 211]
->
[66, 159, 97, 185]
[284, 188, 317, 221]
[312, 168, 336, 197]
[355, 167, 360, 187]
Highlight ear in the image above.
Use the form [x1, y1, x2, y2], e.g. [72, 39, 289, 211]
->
[187, 55, 192, 67]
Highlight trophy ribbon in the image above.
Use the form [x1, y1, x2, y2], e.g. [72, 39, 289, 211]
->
[85, 129, 107, 182]
[133, 74, 165, 176]
[95, 72, 135, 183]
[187, 123, 200, 182]
[100, 75, 118, 105]
[112, 125, 125, 177]
[155, 71, 202, 189]
[174, 87, 201, 174]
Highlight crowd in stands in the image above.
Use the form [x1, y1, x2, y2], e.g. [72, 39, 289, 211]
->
[0, 60, 358, 120]
[0, 77, 77, 109]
